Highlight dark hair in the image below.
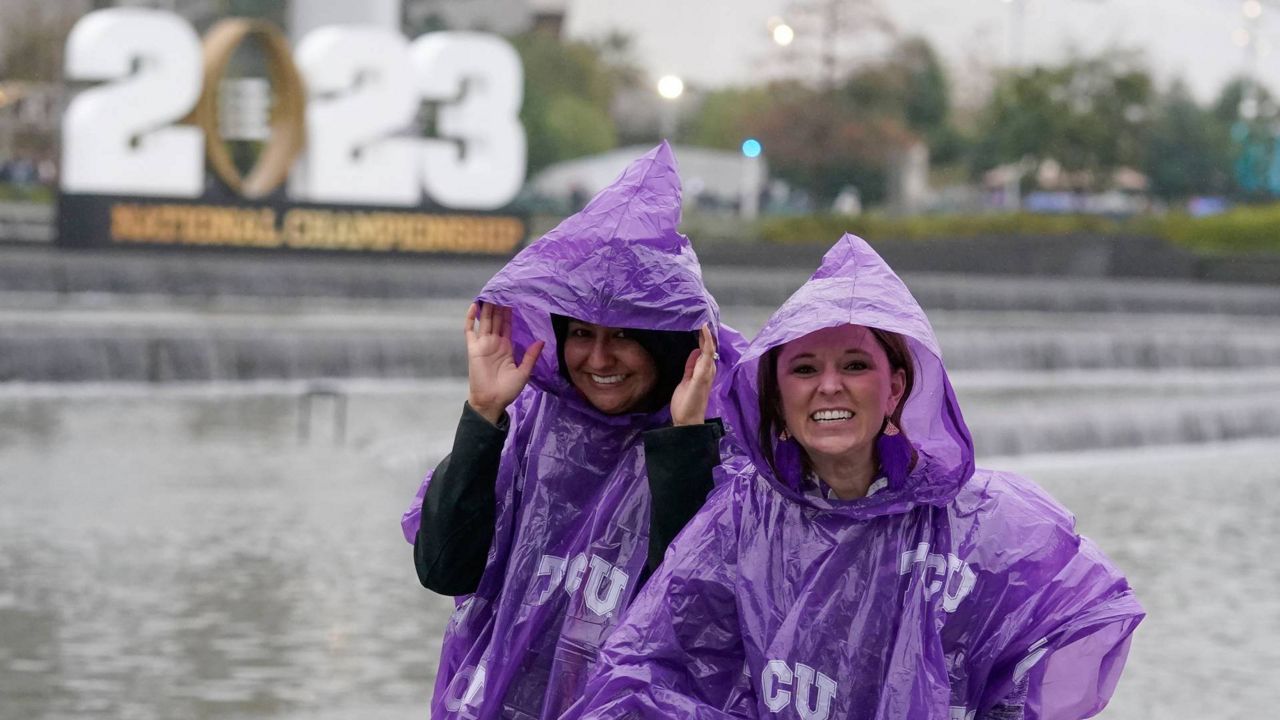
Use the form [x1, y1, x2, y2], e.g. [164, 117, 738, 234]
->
[757, 327, 915, 477]
[550, 314, 699, 414]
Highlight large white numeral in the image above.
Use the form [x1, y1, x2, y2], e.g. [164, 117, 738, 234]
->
[412, 33, 526, 210]
[291, 27, 420, 206]
[61, 9, 203, 196]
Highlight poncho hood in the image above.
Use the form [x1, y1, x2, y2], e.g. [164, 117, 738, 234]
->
[726, 233, 974, 517]
[477, 141, 735, 423]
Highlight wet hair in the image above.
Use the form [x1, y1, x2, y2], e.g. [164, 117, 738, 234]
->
[756, 326, 915, 478]
[551, 314, 700, 415]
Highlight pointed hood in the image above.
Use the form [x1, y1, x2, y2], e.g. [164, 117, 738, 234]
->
[726, 233, 974, 517]
[476, 141, 740, 421]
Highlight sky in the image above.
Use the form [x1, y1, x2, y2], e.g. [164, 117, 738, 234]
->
[564, 0, 1276, 106]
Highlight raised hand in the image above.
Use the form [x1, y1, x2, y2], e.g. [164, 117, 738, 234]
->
[670, 324, 718, 427]
[465, 303, 544, 425]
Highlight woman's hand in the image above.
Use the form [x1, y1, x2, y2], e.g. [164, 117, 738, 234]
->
[670, 324, 717, 426]
[465, 303, 544, 425]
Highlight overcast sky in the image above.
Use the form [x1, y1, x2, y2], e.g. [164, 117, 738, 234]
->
[564, 0, 1275, 105]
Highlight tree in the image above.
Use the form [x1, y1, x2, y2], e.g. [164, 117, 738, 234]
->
[510, 32, 632, 176]
[780, 0, 895, 89]
[842, 36, 961, 163]
[970, 53, 1155, 187]
[684, 87, 774, 150]
[1143, 82, 1232, 200]
[749, 82, 915, 204]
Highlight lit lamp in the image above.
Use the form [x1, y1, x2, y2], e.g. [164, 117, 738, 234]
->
[656, 74, 684, 140]
[740, 138, 764, 219]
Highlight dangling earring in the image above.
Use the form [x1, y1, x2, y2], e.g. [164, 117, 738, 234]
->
[876, 417, 912, 488]
[778, 427, 790, 441]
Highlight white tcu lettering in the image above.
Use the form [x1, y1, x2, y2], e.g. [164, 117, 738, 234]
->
[762, 660, 837, 720]
[565, 552, 588, 594]
[763, 660, 793, 712]
[948, 707, 977, 720]
[444, 664, 486, 712]
[584, 555, 628, 617]
[530, 552, 631, 617]
[534, 555, 566, 604]
[899, 542, 977, 613]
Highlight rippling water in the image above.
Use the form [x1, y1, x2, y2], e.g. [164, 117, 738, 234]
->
[0, 381, 1276, 719]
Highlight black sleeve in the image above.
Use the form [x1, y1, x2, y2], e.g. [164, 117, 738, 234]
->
[414, 402, 509, 596]
[640, 418, 724, 587]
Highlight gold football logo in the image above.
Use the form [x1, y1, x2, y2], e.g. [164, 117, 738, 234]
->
[188, 19, 305, 199]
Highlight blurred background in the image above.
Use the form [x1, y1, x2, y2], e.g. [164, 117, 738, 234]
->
[1, 1, 1279, 719]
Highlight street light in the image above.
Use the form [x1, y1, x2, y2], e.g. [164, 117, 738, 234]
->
[656, 75, 684, 100]
[656, 75, 683, 141]
[771, 23, 795, 46]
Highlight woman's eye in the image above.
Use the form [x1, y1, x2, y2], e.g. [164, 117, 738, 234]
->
[845, 361, 869, 371]
[570, 328, 591, 338]
[791, 365, 816, 375]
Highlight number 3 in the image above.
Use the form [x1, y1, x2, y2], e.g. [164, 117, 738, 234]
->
[412, 33, 526, 210]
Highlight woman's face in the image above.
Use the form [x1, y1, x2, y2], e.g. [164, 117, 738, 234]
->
[776, 324, 906, 469]
[563, 320, 659, 414]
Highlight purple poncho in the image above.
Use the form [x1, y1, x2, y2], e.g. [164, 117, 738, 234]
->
[568, 234, 1143, 719]
[400, 142, 745, 719]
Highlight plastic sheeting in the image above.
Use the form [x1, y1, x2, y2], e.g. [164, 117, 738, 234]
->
[568, 234, 1144, 720]
[400, 142, 745, 719]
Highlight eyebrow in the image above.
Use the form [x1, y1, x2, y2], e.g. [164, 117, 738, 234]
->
[785, 348, 871, 361]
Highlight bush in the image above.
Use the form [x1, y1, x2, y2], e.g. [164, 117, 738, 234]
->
[757, 207, 1280, 255]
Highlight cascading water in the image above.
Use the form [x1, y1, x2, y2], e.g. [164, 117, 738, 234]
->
[3, 247, 1279, 720]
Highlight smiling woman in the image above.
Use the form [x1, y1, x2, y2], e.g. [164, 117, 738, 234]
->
[399, 142, 746, 719]
[566, 234, 1144, 720]
[763, 324, 911, 500]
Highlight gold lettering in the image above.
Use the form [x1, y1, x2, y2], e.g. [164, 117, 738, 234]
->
[109, 203, 520, 254]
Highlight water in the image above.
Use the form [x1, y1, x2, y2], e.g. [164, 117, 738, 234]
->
[0, 377, 1277, 719]
[2, 263, 1279, 719]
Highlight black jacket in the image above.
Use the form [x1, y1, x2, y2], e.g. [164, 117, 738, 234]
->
[414, 402, 722, 595]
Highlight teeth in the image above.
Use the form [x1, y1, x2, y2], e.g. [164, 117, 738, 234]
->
[811, 409, 853, 422]
[590, 374, 625, 385]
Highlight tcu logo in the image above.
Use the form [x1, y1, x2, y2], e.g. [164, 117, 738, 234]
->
[762, 660, 837, 720]
[899, 542, 977, 613]
[532, 553, 630, 617]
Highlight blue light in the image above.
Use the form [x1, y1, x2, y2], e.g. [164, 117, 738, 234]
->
[741, 138, 762, 158]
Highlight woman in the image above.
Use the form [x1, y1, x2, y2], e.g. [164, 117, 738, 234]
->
[568, 234, 1144, 720]
[399, 143, 745, 719]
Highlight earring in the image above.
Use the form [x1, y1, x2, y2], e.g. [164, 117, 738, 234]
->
[882, 419, 900, 436]
[778, 427, 790, 441]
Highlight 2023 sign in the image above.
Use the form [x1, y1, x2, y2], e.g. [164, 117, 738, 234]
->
[60, 8, 526, 211]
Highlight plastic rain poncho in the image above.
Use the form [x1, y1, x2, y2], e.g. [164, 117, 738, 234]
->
[568, 234, 1143, 720]
[399, 142, 745, 719]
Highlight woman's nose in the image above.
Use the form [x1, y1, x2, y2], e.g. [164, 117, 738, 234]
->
[817, 367, 842, 394]
[589, 338, 612, 367]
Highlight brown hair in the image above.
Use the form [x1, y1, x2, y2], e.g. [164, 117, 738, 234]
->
[757, 327, 915, 477]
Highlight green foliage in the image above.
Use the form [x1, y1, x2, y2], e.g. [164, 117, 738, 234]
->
[0, 182, 54, 203]
[971, 54, 1154, 182]
[685, 87, 775, 151]
[1143, 83, 1232, 200]
[758, 212, 1125, 244]
[511, 32, 629, 176]
[748, 83, 914, 204]
[757, 206, 1280, 256]
[1150, 204, 1280, 254]
[683, 36, 963, 203]
[539, 95, 617, 165]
